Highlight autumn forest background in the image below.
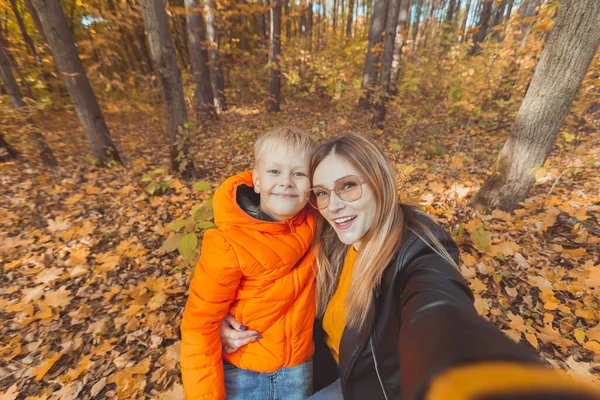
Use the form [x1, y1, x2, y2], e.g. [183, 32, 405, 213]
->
[0, 0, 599, 398]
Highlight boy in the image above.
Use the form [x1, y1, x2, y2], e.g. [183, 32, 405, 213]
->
[181, 127, 317, 399]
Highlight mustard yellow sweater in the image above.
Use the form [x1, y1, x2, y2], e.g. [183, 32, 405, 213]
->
[322, 246, 357, 363]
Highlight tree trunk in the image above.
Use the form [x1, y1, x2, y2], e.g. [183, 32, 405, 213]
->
[358, 0, 389, 109]
[411, 0, 423, 49]
[204, 0, 227, 111]
[445, 0, 456, 25]
[0, 40, 56, 167]
[372, 0, 402, 126]
[518, 0, 542, 40]
[491, 0, 507, 38]
[307, 1, 313, 38]
[140, 0, 196, 178]
[284, 0, 291, 39]
[333, 0, 338, 33]
[459, 0, 472, 42]
[469, 0, 493, 54]
[346, 0, 355, 37]
[0, 132, 20, 160]
[256, 0, 266, 47]
[184, 0, 216, 121]
[267, 0, 282, 112]
[504, 0, 514, 23]
[9, 0, 41, 64]
[474, 0, 600, 211]
[0, 40, 26, 108]
[31, 0, 121, 165]
[389, 0, 410, 95]
[23, 0, 47, 43]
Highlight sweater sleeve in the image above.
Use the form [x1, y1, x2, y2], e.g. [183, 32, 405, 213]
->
[181, 230, 242, 400]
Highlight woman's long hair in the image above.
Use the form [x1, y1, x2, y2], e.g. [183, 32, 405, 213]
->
[311, 132, 457, 330]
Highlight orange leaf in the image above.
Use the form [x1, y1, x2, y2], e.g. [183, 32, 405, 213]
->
[31, 352, 63, 381]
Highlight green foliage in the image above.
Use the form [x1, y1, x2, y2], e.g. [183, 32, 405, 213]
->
[141, 168, 170, 195]
[159, 192, 216, 269]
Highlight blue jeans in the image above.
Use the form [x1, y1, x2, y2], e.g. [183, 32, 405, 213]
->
[224, 358, 313, 400]
[308, 379, 342, 400]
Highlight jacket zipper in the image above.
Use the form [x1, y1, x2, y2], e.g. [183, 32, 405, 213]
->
[370, 336, 389, 400]
[341, 290, 377, 398]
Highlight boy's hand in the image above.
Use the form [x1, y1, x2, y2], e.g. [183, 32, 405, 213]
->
[220, 314, 261, 354]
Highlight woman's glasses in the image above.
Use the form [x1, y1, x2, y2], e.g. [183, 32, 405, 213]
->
[306, 176, 366, 210]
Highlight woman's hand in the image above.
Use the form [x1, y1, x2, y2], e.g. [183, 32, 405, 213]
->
[220, 314, 261, 354]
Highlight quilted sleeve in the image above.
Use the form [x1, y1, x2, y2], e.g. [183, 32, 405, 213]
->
[180, 230, 242, 400]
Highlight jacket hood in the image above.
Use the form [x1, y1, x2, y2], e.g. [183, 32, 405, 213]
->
[212, 170, 312, 233]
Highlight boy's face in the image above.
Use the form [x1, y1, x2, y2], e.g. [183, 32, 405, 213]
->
[252, 146, 311, 222]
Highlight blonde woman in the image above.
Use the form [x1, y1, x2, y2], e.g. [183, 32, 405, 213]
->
[219, 132, 545, 399]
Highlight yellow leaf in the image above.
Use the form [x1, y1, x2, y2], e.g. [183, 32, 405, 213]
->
[84, 185, 102, 195]
[534, 167, 547, 182]
[31, 352, 63, 381]
[469, 279, 487, 294]
[64, 193, 84, 205]
[575, 308, 596, 320]
[583, 340, 600, 355]
[462, 253, 477, 267]
[562, 248, 587, 258]
[574, 208, 588, 221]
[574, 329, 586, 345]
[525, 333, 539, 349]
[543, 300, 559, 311]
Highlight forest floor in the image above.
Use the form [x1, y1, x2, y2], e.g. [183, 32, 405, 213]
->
[1, 95, 599, 399]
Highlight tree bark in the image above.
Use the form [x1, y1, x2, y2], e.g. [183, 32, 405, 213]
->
[518, 0, 542, 40]
[23, 0, 47, 43]
[140, 0, 196, 178]
[307, 1, 313, 38]
[372, 0, 402, 126]
[9, 0, 41, 64]
[459, 0, 472, 43]
[256, 0, 266, 47]
[267, 0, 282, 112]
[491, 0, 507, 38]
[31, 0, 121, 164]
[411, 0, 423, 49]
[184, 0, 216, 121]
[284, 0, 291, 39]
[390, 0, 410, 95]
[358, 0, 389, 109]
[474, 0, 600, 211]
[346, 0, 355, 37]
[445, 0, 456, 25]
[504, 0, 514, 22]
[469, 0, 493, 54]
[0, 40, 26, 108]
[204, 0, 227, 111]
[0, 40, 56, 167]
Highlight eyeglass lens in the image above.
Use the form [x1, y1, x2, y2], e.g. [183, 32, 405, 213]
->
[309, 177, 363, 209]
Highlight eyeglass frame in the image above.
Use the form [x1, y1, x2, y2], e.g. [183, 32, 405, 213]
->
[305, 175, 367, 210]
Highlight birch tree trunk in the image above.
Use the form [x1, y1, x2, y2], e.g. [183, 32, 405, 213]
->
[372, 0, 402, 126]
[474, 0, 600, 211]
[140, 0, 196, 178]
[31, 0, 121, 164]
[346, 0, 355, 38]
[389, 0, 411, 95]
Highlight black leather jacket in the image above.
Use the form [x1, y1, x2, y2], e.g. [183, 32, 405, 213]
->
[312, 206, 539, 399]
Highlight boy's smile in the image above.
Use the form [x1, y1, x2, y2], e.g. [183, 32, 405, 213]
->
[252, 146, 311, 221]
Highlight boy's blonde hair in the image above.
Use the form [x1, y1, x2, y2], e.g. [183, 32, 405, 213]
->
[254, 126, 316, 167]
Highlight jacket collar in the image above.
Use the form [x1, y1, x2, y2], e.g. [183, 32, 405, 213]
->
[212, 170, 312, 233]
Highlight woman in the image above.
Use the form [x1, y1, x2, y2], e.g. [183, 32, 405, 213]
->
[219, 132, 542, 399]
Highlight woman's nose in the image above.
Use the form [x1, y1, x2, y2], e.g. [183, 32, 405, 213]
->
[327, 191, 344, 212]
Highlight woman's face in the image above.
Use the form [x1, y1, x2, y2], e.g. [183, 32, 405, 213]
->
[312, 153, 377, 251]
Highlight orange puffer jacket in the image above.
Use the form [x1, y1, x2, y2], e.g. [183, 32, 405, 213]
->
[180, 171, 316, 400]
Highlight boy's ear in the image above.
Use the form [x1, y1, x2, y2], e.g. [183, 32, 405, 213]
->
[252, 169, 260, 194]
